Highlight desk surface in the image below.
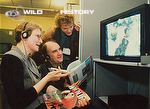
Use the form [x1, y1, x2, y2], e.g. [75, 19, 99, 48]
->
[94, 58, 150, 67]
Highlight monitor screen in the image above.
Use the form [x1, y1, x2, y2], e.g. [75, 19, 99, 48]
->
[106, 14, 141, 56]
[100, 4, 150, 62]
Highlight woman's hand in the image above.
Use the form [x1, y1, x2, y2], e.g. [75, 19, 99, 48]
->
[46, 70, 69, 82]
[33, 69, 69, 94]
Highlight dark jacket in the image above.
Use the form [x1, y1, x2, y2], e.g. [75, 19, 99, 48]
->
[53, 27, 79, 62]
[39, 61, 69, 91]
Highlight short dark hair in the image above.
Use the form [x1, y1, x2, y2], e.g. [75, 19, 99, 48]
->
[41, 40, 57, 61]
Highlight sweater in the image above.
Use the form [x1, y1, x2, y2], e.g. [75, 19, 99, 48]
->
[1, 46, 44, 109]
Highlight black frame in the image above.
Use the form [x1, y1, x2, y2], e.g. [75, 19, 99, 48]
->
[100, 4, 150, 62]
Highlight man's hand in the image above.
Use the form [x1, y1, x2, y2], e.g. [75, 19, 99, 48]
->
[74, 22, 80, 31]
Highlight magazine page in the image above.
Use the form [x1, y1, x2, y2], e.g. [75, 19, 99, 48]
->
[67, 56, 93, 84]
[67, 60, 81, 72]
[43, 84, 91, 109]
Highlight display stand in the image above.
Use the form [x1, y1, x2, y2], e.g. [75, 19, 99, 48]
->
[93, 58, 150, 109]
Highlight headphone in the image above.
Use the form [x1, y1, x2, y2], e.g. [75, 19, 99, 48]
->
[21, 22, 32, 39]
[41, 43, 50, 61]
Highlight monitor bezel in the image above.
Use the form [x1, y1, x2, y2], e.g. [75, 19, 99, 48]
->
[100, 4, 150, 62]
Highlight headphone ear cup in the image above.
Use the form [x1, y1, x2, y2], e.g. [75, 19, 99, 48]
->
[15, 31, 22, 42]
[46, 55, 50, 60]
[22, 31, 28, 39]
[21, 30, 31, 39]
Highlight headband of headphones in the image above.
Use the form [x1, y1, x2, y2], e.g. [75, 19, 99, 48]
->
[41, 43, 50, 61]
[21, 22, 32, 39]
[15, 22, 32, 42]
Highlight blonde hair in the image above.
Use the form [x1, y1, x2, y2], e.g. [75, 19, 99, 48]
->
[15, 22, 42, 43]
[55, 13, 75, 27]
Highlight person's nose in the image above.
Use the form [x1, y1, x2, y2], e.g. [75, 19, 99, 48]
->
[67, 28, 72, 33]
[58, 49, 62, 55]
[39, 37, 43, 44]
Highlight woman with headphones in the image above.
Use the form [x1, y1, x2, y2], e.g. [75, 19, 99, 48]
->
[1, 22, 69, 109]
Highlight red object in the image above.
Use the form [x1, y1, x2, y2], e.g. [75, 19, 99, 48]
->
[44, 84, 90, 109]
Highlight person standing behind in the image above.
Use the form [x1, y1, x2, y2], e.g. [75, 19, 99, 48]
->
[43, 13, 79, 67]
[1, 22, 69, 109]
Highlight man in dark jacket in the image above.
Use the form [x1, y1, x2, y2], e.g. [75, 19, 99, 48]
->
[39, 40, 69, 91]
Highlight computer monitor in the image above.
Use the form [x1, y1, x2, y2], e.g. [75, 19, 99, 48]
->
[100, 4, 150, 62]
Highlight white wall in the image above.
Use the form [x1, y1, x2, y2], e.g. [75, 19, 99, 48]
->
[80, 0, 148, 61]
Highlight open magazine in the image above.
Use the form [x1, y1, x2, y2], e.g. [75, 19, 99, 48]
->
[49, 55, 93, 85]
[43, 56, 93, 109]
[67, 55, 93, 85]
